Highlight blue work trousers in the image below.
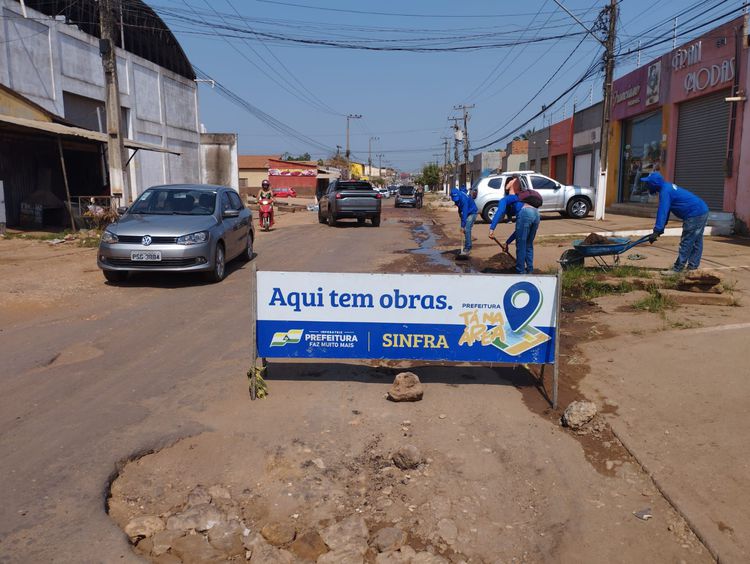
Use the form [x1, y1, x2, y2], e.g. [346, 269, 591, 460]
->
[675, 212, 708, 271]
[515, 207, 540, 274]
[463, 212, 477, 251]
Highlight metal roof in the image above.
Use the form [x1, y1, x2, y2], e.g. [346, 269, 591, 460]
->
[0, 114, 180, 155]
[16, 0, 194, 80]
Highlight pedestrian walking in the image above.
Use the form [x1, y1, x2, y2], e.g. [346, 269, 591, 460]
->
[450, 187, 478, 256]
[488, 176, 541, 274]
[642, 172, 709, 274]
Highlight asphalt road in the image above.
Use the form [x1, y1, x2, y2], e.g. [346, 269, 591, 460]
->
[0, 204, 419, 562]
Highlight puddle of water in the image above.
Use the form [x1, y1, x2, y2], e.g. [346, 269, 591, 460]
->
[409, 224, 475, 273]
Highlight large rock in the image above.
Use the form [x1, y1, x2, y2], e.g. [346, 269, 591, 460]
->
[166, 503, 225, 532]
[151, 530, 185, 556]
[248, 537, 295, 563]
[320, 516, 369, 554]
[261, 522, 297, 546]
[207, 519, 244, 556]
[372, 527, 407, 552]
[392, 445, 422, 470]
[124, 515, 164, 540]
[289, 531, 328, 561]
[387, 372, 424, 402]
[186, 485, 212, 506]
[436, 519, 457, 544]
[561, 400, 597, 429]
[170, 534, 226, 564]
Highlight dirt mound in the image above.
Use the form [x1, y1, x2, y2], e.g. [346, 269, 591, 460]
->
[581, 233, 618, 245]
[481, 252, 516, 273]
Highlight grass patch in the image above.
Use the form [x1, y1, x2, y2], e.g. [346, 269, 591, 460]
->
[632, 289, 677, 313]
[5, 229, 73, 241]
[606, 265, 651, 278]
[562, 266, 635, 300]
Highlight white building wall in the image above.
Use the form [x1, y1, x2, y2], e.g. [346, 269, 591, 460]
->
[0, 0, 200, 198]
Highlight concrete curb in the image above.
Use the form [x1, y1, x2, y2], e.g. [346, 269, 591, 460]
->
[607, 422, 723, 563]
[548, 226, 732, 239]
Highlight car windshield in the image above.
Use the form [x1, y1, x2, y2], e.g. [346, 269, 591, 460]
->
[130, 189, 216, 215]
[399, 186, 415, 195]
[337, 182, 373, 190]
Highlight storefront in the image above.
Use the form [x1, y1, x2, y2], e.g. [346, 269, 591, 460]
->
[607, 16, 747, 224]
[610, 57, 666, 207]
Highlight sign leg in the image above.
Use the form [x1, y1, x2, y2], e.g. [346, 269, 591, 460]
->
[553, 266, 563, 409]
[249, 261, 258, 401]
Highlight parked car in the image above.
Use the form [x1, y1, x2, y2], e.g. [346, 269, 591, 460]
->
[317, 179, 382, 226]
[395, 186, 417, 208]
[374, 186, 390, 198]
[272, 187, 297, 198]
[472, 171, 595, 222]
[97, 184, 254, 284]
[387, 185, 399, 196]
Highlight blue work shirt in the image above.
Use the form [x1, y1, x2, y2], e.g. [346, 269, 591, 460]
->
[450, 188, 478, 228]
[643, 172, 709, 233]
[489, 194, 524, 230]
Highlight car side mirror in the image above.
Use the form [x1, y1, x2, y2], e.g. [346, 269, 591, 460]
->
[223, 209, 240, 218]
[117, 206, 128, 215]
[555, 183, 562, 190]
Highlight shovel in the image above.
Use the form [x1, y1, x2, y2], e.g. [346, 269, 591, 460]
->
[490, 235, 516, 261]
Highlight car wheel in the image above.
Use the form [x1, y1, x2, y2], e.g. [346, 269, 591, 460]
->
[482, 202, 498, 223]
[103, 270, 128, 283]
[327, 211, 336, 227]
[239, 233, 254, 262]
[357, 217, 365, 225]
[205, 242, 226, 283]
[567, 197, 591, 218]
[371, 215, 381, 227]
[318, 206, 326, 224]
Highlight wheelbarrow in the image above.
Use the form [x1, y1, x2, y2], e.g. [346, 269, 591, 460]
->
[559, 234, 652, 270]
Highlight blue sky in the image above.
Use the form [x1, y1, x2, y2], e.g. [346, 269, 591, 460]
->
[153, 0, 746, 171]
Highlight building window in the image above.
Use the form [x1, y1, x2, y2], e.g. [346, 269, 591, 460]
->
[619, 111, 662, 204]
[239, 178, 248, 188]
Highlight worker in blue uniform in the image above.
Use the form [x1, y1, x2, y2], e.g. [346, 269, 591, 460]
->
[643, 172, 710, 274]
[450, 187, 478, 256]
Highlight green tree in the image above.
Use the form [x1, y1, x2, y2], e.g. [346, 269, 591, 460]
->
[282, 152, 311, 161]
[421, 163, 441, 190]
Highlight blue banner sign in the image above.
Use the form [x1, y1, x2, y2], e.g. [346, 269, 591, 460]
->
[257, 272, 559, 364]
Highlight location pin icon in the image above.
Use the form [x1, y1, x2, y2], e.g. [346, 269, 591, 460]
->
[503, 281, 542, 332]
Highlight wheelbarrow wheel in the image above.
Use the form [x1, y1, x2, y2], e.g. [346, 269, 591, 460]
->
[560, 249, 585, 270]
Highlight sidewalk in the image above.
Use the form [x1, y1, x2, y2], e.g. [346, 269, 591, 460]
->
[428, 202, 750, 562]
[429, 204, 750, 273]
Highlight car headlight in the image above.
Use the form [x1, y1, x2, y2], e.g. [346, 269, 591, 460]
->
[101, 229, 118, 244]
[176, 231, 209, 245]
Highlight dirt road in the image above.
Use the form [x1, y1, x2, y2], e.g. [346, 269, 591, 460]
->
[0, 203, 712, 562]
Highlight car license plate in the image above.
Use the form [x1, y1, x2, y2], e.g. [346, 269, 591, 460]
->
[130, 250, 162, 261]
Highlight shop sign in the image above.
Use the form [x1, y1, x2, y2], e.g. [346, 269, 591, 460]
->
[614, 85, 640, 106]
[683, 58, 735, 94]
[256, 271, 559, 364]
[672, 41, 702, 70]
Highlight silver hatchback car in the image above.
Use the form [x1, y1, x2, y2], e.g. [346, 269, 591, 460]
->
[97, 184, 254, 283]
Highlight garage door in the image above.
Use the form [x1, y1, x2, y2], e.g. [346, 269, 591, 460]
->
[674, 89, 730, 210]
[574, 153, 593, 187]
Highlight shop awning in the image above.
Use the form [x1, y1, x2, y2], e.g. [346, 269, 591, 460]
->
[0, 114, 180, 155]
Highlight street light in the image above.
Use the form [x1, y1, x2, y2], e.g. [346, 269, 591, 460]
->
[345, 114, 362, 160]
[369, 136, 380, 176]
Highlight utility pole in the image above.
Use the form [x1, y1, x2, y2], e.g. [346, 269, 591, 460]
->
[377, 153, 383, 177]
[454, 104, 475, 188]
[442, 137, 450, 195]
[595, 0, 618, 220]
[345, 114, 361, 160]
[99, 0, 128, 203]
[450, 118, 462, 190]
[368, 136, 379, 176]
